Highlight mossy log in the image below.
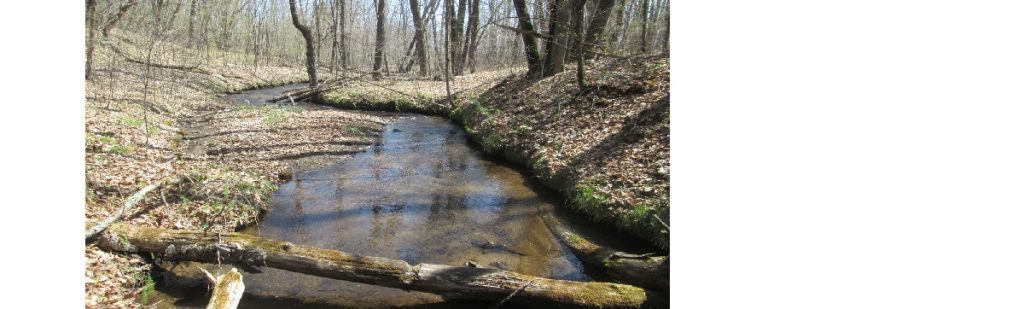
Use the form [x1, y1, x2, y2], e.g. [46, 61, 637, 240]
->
[96, 223, 661, 308]
[541, 214, 670, 291]
[200, 267, 245, 309]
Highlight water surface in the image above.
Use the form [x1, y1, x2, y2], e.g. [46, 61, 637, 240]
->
[236, 115, 589, 307]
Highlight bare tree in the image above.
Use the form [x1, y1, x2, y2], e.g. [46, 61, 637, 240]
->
[543, 0, 571, 77]
[372, 0, 387, 80]
[290, 0, 319, 87]
[409, 0, 429, 75]
[572, 0, 585, 88]
[583, 0, 615, 59]
[460, 0, 481, 73]
[512, 0, 541, 78]
[443, 0, 453, 103]
[640, 0, 649, 53]
[188, 0, 201, 48]
[102, 0, 140, 38]
[85, 0, 98, 80]
[662, 1, 669, 54]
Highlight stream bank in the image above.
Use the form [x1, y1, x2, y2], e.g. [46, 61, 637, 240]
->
[85, 36, 396, 308]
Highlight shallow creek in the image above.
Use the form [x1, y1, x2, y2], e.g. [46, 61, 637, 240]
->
[148, 83, 648, 308]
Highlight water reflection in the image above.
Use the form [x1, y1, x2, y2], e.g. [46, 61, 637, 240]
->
[238, 114, 588, 307]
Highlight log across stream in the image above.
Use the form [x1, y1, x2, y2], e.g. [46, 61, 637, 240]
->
[143, 84, 666, 308]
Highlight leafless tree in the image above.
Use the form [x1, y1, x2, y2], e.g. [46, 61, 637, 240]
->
[289, 0, 319, 87]
[372, 0, 387, 80]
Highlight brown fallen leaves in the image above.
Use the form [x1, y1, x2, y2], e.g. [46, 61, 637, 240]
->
[85, 37, 387, 308]
[473, 56, 670, 248]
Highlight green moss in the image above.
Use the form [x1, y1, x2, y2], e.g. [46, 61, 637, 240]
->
[531, 154, 549, 172]
[98, 135, 116, 145]
[118, 114, 144, 127]
[263, 112, 289, 125]
[110, 144, 134, 155]
[139, 273, 156, 303]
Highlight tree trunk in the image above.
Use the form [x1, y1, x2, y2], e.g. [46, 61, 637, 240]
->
[443, 0, 453, 102]
[340, 0, 349, 68]
[543, 0, 571, 77]
[460, 0, 480, 73]
[449, 0, 467, 75]
[373, 0, 387, 80]
[85, 0, 98, 80]
[566, 0, 585, 63]
[662, 1, 669, 54]
[95, 223, 658, 308]
[583, 0, 615, 59]
[330, 0, 340, 74]
[410, 0, 429, 76]
[572, 0, 585, 88]
[314, 0, 323, 70]
[608, 0, 626, 52]
[289, 0, 319, 87]
[188, 0, 200, 48]
[512, 0, 542, 78]
[640, 0, 649, 53]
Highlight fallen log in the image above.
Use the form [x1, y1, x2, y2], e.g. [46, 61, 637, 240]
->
[199, 267, 245, 309]
[96, 223, 661, 308]
[541, 214, 670, 291]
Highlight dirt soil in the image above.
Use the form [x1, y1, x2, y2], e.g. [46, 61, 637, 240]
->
[84, 36, 389, 308]
[318, 55, 670, 249]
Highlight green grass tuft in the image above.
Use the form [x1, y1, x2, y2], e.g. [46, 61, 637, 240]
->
[110, 144, 134, 155]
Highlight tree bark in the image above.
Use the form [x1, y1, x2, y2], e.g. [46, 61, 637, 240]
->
[340, 0, 349, 68]
[95, 223, 658, 308]
[566, 0, 585, 63]
[443, 0, 453, 103]
[582, 0, 616, 59]
[572, 0, 585, 88]
[512, 0, 542, 78]
[449, 0, 467, 75]
[372, 0, 387, 80]
[543, 0, 571, 77]
[460, 0, 481, 73]
[410, 0, 429, 76]
[662, 1, 669, 54]
[608, 0, 626, 52]
[86, 0, 98, 80]
[188, 0, 201, 48]
[640, 0, 649, 53]
[289, 0, 319, 87]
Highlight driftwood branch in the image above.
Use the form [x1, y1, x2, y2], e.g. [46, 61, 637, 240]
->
[96, 223, 660, 308]
[85, 180, 166, 240]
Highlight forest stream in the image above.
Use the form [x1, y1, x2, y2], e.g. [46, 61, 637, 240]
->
[146, 83, 655, 308]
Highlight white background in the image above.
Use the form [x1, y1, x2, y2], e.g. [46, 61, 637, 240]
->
[1, 1, 1022, 307]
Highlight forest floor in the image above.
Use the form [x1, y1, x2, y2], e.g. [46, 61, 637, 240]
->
[84, 39, 389, 307]
[318, 55, 670, 250]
